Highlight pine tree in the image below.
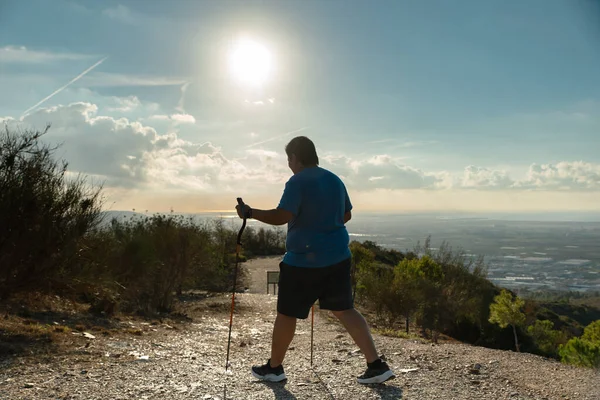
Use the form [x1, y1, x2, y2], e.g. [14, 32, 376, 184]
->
[489, 289, 526, 352]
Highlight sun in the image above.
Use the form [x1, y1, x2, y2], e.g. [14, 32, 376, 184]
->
[228, 37, 273, 87]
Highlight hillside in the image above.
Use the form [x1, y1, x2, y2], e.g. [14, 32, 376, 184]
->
[1, 257, 598, 400]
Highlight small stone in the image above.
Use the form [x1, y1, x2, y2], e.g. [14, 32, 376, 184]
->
[83, 332, 96, 339]
[23, 383, 35, 388]
[81, 370, 88, 374]
[469, 364, 481, 374]
[399, 368, 419, 373]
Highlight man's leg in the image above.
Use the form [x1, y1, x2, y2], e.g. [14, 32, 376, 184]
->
[331, 308, 378, 363]
[270, 312, 297, 367]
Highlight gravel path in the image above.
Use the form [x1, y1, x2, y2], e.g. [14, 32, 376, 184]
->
[1, 257, 598, 399]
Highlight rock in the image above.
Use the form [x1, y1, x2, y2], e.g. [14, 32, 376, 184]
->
[399, 368, 419, 373]
[348, 349, 361, 356]
[469, 364, 482, 374]
[83, 332, 96, 339]
[23, 383, 35, 388]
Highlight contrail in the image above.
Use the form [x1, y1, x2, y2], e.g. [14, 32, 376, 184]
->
[21, 56, 108, 118]
[246, 126, 309, 148]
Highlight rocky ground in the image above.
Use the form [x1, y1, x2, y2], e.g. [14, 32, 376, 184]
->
[1, 256, 599, 399]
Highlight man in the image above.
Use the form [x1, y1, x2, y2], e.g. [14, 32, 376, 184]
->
[235, 136, 395, 384]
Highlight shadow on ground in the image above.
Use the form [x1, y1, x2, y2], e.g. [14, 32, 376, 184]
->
[254, 381, 298, 400]
[369, 383, 403, 399]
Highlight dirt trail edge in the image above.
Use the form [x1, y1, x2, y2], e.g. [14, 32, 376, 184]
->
[1, 256, 598, 400]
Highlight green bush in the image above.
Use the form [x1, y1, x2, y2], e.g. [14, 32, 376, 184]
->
[559, 338, 600, 368]
[582, 320, 600, 343]
[0, 125, 103, 298]
[0, 125, 286, 315]
[527, 319, 567, 357]
[76, 214, 254, 314]
[351, 237, 497, 344]
[558, 320, 600, 369]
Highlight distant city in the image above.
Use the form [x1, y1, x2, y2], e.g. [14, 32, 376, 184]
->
[345, 212, 600, 294]
[101, 210, 600, 293]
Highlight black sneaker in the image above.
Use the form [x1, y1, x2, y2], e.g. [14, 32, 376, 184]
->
[357, 359, 396, 384]
[251, 359, 287, 382]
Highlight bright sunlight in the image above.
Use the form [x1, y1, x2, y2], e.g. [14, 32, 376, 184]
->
[228, 37, 273, 87]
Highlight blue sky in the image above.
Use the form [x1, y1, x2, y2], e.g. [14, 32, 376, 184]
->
[1, 0, 599, 212]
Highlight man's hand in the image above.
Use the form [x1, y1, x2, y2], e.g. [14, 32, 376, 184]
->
[236, 203, 252, 219]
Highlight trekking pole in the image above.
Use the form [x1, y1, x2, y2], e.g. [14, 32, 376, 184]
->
[310, 304, 314, 367]
[225, 197, 247, 372]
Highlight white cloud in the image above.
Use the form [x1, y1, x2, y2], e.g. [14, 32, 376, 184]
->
[170, 114, 196, 124]
[0, 45, 95, 64]
[149, 113, 196, 125]
[461, 165, 514, 189]
[518, 161, 600, 190]
[3, 101, 600, 215]
[106, 96, 143, 113]
[323, 154, 444, 190]
[2, 102, 286, 194]
[176, 83, 191, 113]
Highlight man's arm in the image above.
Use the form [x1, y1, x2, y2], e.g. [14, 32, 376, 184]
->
[251, 207, 293, 226]
[344, 210, 352, 223]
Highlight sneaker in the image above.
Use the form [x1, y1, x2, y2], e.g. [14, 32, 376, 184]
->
[357, 359, 396, 384]
[251, 359, 287, 382]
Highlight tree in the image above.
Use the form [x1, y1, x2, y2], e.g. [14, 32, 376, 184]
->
[527, 319, 566, 356]
[489, 289, 526, 352]
[393, 256, 445, 340]
[559, 338, 600, 368]
[559, 319, 600, 369]
[582, 320, 600, 343]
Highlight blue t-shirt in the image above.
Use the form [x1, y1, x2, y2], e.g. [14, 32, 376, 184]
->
[277, 166, 352, 268]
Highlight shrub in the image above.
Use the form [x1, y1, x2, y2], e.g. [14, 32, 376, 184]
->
[0, 125, 103, 298]
[77, 214, 251, 314]
[559, 319, 600, 369]
[559, 337, 600, 368]
[527, 319, 567, 357]
[352, 237, 500, 343]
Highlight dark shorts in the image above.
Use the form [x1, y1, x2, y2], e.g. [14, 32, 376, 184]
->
[277, 257, 354, 319]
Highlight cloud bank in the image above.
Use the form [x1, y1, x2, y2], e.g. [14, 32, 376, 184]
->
[2, 100, 599, 212]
